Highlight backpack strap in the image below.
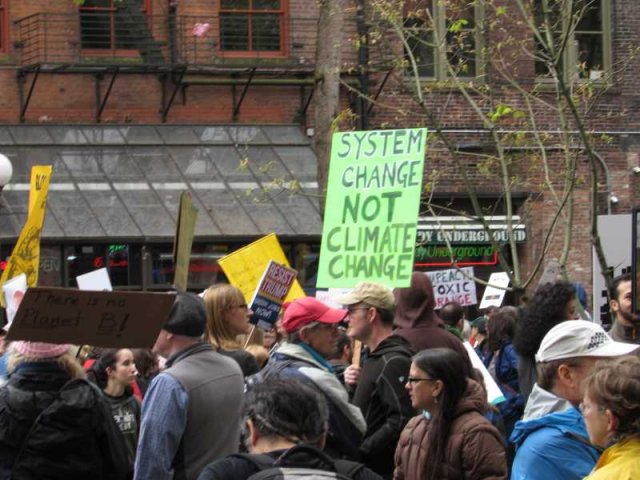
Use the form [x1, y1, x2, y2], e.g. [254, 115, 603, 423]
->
[333, 459, 365, 478]
[229, 452, 277, 471]
[564, 431, 604, 454]
[275, 445, 365, 478]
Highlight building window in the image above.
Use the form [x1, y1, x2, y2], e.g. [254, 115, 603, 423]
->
[79, 0, 151, 51]
[219, 0, 286, 55]
[404, 0, 482, 80]
[0, 0, 7, 54]
[534, 0, 611, 81]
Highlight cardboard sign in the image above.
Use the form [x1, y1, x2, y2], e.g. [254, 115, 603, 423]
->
[173, 191, 199, 291]
[426, 267, 477, 309]
[76, 268, 113, 291]
[0, 166, 52, 306]
[479, 272, 510, 309]
[317, 128, 427, 288]
[249, 261, 297, 330]
[218, 233, 306, 303]
[464, 342, 505, 405]
[5, 288, 176, 348]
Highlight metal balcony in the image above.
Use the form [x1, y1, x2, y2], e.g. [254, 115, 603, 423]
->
[13, 12, 356, 72]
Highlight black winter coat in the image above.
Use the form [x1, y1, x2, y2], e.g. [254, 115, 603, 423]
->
[198, 445, 384, 480]
[351, 335, 415, 478]
[0, 361, 129, 480]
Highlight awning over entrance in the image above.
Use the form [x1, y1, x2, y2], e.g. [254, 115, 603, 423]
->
[0, 125, 322, 241]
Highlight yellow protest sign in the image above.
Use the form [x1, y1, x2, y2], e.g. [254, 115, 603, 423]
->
[28, 165, 52, 218]
[0, 167, 51, 306]
[218, 233, 306, 303]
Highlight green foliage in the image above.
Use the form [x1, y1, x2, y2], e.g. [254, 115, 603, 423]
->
[448, 19, 469, 34]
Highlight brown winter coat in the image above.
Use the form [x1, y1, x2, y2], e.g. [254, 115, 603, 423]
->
[393, 380, 507, 480]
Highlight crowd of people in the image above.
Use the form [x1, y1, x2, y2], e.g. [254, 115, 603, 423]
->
[0, 273, 639, 480]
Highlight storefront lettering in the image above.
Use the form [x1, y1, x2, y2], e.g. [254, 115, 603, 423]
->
[416, 228, 526, 245]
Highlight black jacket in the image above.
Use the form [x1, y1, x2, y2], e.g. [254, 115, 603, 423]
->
[197, 445, 383, 480]
[0, 362, 129, 480]
[351, 335, 415, 478]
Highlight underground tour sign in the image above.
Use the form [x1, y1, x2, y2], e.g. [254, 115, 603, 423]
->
[317, 128, 427, 288]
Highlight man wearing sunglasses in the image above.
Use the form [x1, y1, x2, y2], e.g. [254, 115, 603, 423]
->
[337, 282, 415, 480]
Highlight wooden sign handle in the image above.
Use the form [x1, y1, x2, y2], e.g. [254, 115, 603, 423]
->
[352, 339, 362, 367]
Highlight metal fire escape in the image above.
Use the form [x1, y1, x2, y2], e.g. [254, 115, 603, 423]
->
[12, 2, 370, 124]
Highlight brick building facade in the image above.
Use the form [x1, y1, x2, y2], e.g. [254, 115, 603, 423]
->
[0, 0, 638, 319]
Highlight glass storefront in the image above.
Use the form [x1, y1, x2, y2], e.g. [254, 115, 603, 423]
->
[1, 241, 320, 294]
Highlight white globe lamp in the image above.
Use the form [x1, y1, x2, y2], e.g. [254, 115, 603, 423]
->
[0, 153, 13, 189]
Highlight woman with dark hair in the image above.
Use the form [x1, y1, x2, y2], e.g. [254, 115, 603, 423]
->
[131, 348, 159, 397]
[582, 356, 640, 479]
[88, 348, 140, 477]
[513, 281, 578, 401]
[484, 307, 523, 461]
[394, 348, 507, 480]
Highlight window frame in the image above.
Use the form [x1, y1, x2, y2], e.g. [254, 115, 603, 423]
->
[405, 0, 485, 81]
[217, 0, 288, 58]
[0, 0, 8, 54]
[534, 0, 612, 84]
[78, 0, 153, 56]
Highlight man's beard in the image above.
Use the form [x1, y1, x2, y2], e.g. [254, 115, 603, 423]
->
[617, 307, 640, 326]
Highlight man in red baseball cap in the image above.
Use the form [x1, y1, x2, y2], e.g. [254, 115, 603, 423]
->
[248, 296, 366, 460]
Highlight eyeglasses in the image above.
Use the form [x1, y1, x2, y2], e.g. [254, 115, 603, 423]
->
[406, 377, 437, 385]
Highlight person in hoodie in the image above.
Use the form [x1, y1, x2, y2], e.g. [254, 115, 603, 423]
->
[393, 272, 471, 370]
[395, 348, 507, 480]
[337, 282, 415, 479]
[247, 296, 366, 460]
[510, 320, 639, 480]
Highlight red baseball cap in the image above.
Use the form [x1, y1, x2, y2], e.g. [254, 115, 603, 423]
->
[282, 297, 347, 334]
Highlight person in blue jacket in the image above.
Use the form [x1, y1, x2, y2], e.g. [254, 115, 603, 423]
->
[510, 320, 638, 480]
[482, 306, 524, 440]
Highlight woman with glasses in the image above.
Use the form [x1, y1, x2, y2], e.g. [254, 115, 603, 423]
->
[581, 356, 640, 480]
[203, 284, 260, 376]
[394, 348, 507, 480]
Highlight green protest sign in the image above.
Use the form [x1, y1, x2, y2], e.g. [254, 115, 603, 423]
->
[317, 128, 427, 288]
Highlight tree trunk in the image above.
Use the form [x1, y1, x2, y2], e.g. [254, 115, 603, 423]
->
[313, 0, 344, 214]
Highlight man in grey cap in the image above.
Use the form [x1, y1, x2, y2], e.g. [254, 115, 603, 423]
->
[134, 292, 244, 480]
[337, 282, 415, 479]
[510, 320, 638, 480]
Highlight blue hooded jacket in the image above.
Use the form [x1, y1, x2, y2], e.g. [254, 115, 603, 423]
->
[481, 342, 524, 424]
[510, 407, 601, 480]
